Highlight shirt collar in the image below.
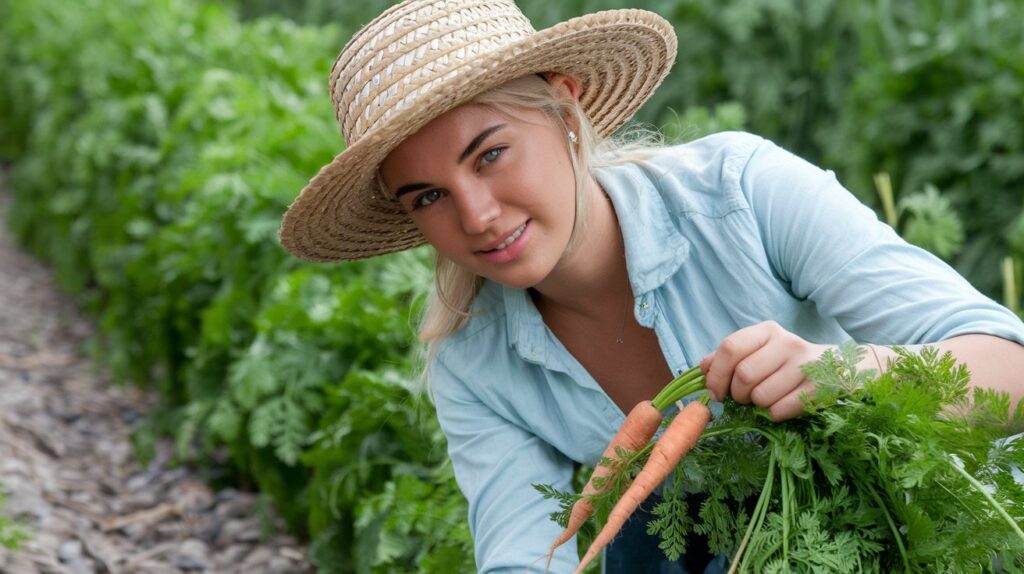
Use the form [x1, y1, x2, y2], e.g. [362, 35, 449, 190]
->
[495, 160, 691, 367]
[500, 283, 544, 360]
[594, 160, 692, 295]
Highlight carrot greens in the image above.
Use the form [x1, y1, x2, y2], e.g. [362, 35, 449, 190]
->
[539, 343, 1024, 572]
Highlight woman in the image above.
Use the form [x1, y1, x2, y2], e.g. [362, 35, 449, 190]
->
[279, 1, 1024, 572]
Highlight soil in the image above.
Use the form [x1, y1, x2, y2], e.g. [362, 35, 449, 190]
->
[0, 169, 313, 574]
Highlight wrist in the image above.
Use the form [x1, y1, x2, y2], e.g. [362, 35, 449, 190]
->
[860, 343, 894, 374]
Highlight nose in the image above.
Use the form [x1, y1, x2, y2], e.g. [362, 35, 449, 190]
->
[453, 184, 501, 235]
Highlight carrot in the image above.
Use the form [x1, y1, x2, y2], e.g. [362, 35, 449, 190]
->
[543, 400, 662, 572]
[572, 399, 712, 574]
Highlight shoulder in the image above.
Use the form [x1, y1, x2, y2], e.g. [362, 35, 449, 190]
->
[433, 283, 506, 362]
[647, 130, 767, 175]
[598, 131, 770, 220]
[429, 282, 510, 397]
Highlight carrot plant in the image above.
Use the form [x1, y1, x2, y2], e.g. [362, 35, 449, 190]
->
[541, 344, 1024, 572]
[545, 400, 663, 568]
[573, 399, 712, 574]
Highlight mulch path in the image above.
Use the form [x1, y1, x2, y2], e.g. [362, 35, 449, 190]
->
[0, 169, 313, 574]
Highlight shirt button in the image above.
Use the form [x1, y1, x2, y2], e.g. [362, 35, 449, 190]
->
[640, 301, 650, 310]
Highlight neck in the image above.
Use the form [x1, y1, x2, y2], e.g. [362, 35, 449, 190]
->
[530, 181, 632, 321]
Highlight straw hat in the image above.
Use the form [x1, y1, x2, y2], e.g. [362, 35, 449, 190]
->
[279, 0, 677, 262]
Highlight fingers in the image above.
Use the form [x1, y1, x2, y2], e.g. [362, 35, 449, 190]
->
[748, 365, 806, 409]
[699, 351, 715, 375]
[768, 381, 816, 421]
[702, 321, 827, 421]
[703, 321, 781, 402]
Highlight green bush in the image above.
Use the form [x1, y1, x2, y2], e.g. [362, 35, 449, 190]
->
[0, 0, 471, 571]
[825, 1, 1024, 296]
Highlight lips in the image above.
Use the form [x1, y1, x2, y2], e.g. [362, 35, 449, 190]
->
[480, 221, 528, 253]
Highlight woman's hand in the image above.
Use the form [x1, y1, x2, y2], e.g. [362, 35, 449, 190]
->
[700, 321, 830, 421]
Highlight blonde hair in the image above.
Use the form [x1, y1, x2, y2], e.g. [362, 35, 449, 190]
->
[411, 75, 662, 359]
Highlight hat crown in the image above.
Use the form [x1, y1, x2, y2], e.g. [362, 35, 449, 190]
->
[330, 0, 535, 145]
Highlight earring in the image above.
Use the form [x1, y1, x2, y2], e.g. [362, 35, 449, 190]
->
[568, 130, 578, 144]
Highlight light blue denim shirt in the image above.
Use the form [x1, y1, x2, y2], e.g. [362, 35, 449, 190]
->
[429, 131, 1024, 573]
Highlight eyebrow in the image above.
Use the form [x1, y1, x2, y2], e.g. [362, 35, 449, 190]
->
[393, 124, 507, 199]
[394, 182, 431, 199]
[458, 124, 506, 163]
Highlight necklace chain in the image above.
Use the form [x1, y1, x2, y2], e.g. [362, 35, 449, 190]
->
[535, 291, 633, 345]
[615, 295, 632, 344]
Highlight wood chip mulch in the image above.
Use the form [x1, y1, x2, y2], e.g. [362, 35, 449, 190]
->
[0, 169, 314, 574]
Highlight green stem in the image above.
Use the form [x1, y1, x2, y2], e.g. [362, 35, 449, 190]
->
[873, 172, 898, 228]
[729, 452, 776, 574]
[656, 366, 703, 404]
[653, 366, 706, 411]
[781, 470, 791, 565]
[1003, 256, 1019, 316]
[948, 458, 1024, 545]
[866, 484, 910, 573]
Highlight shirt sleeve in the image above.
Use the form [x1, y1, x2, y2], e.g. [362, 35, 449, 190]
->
[430, 354, 580, 574]
[738, 136, 1024, 346]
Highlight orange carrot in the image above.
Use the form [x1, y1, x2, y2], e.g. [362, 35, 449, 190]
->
[544, 400, 662, 572]
[572, 400, 712, 574]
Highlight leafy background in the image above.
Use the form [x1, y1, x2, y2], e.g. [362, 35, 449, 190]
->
[0, 0, 1021, 571]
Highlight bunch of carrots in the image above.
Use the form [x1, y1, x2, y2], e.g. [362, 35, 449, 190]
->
[544, 365, 712, 574]
[540, 347, 1024, 573]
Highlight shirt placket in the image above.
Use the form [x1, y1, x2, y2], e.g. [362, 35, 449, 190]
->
[636, 291, 690, 378]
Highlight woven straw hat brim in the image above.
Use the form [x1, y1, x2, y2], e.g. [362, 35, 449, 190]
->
[279, 9, 677, 262]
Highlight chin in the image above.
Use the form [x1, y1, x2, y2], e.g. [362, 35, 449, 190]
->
[481, 273, 540, 290]
[479, 265, 551, 291]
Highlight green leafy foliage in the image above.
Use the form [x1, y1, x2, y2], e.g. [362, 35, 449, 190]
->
[544, 344, 1024, 571]
[660, 102, 749, 145]
[645, 473, 693, 561]
[536, 483, 579, 529]
[300, 367, 472, 573]
[897, 184, 966, 260]
[0, 0, 468, 570]
[352, 472, 474, 573]
[823, 1, 1024, 296]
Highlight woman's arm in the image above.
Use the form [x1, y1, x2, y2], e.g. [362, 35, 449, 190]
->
[700, 136, 1024, 421]
[430, 355, 580, 574]
[870, 333, 1024, 406]
[701, 323, 1024, 421]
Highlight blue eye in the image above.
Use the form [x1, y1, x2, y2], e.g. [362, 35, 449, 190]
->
[414, 189, 442, 209]
[480, 147, 504, 166]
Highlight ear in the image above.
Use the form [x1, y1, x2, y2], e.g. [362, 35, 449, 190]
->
[542, 72, 582, 102]
[540, 72, 583, 133]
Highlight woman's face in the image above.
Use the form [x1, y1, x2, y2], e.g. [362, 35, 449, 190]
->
[379, 103, 577, 290]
